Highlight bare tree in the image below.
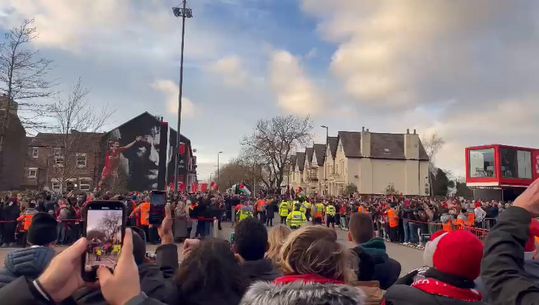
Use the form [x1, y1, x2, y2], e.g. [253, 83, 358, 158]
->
[241, 115, 312, 193]
[48, 78, 114, 191]
[422, 132, 445, 165]
[0, 19, 54, 131]
[99, 211, 122, 241]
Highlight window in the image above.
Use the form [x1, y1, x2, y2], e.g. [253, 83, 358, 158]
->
[53, 147, 62, 156]
[76, 153, 87, 168]
[469, 148, 496, 178]
[501, 148, 532, 179]
[79, 178, 92, 191]
[32, 147, 39, 159]
[28, 168, 38, 178]
[51, 181, 61, 192]
[54, 155, 64, 167]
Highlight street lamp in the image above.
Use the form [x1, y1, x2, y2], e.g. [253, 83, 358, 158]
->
[321, 125, 329, 195]
[217, 151, 223, 186]
[172, 0, 193, 196]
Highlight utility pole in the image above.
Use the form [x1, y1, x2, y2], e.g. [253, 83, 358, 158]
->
[321, 125, 329, 195]
[172, 1, 193, 196]
[217, 151, 223, 187]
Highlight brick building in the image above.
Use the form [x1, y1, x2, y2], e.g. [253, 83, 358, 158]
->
[23, 131, 103, 192]
[0, 95, 26, 191]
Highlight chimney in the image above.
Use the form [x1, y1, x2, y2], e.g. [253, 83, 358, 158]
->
[404, 131, 419, 159]
[361, 128, 371, 157]
[362, 126, 365, 132]
[406, 128, 410, 134]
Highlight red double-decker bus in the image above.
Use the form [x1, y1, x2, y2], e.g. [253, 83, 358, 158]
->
[465, 144, 539, 201]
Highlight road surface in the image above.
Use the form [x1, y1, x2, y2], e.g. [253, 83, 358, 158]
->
[0, 223, 423, 275]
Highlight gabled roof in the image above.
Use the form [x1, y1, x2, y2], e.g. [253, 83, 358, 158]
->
[305, 147, 314, 164]
[289, 155, 297, 168]
[296, 152, 305, 171]
[327, 136, 338, 159]
[313, 144, 326, 166]
[338, 131, 362, 158]
[371, 133, 405, 160]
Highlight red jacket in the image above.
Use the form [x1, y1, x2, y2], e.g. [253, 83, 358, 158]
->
[274, 274, 344, 285]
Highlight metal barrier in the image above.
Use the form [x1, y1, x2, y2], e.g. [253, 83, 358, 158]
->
[408, 220, 490, 241]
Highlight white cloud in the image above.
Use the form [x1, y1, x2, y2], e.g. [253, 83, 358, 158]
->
[208, 56, 249, 88]
[151, 80, 195, 118]
[269, 50, 323, 116]
[302, 0, 539, 176]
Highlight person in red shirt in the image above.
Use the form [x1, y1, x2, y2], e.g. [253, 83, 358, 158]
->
[97, 136, 142, 190]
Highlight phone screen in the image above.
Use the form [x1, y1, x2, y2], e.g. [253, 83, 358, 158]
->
[149, 191, 167, 225]
[84, 202, 124, 277]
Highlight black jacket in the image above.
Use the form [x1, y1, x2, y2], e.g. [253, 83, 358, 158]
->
[385, 284, 485, 305]
[354, 238, 401, 289]
[481, 206, 539, 305]
[0, 246, 55, 289]
[241, 259, 281, 284]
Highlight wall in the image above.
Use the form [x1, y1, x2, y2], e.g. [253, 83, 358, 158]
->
[371, 159, 406, 194]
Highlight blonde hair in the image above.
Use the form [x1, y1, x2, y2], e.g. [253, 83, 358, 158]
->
[279, 225, 354, 282]
[266, 225, 292, 265]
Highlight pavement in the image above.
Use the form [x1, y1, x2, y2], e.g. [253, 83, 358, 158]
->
[0, 223, 424, 275]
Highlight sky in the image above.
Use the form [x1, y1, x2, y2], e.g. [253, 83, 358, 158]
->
[1, 0, 539, 182]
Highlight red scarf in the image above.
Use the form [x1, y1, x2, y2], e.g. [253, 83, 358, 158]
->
[411, 278, 482, 302]
[274, 274, 344, 285]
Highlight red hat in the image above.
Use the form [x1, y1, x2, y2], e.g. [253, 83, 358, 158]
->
[475, 201, 482, 208]
[423, 230, 484, 280]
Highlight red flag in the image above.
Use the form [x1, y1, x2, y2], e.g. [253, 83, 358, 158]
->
[192, 183, 198, 193]
[210, 181, 219, 191]
[201, 183, 208, 193]
[179, 182, 186, 192]
[179, 142, 186, 155]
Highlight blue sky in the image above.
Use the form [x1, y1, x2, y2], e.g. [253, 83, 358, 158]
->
[2, 0, 539, 181]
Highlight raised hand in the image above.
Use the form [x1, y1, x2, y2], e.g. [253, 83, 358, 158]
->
[158, 204, 174, 245]
[515, 179, 539, 216]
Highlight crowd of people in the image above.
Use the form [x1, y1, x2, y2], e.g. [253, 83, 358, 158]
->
[0, 184, 531, 305]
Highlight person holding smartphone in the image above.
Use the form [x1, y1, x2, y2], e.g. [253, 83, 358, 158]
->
[0, 205, 178, 305]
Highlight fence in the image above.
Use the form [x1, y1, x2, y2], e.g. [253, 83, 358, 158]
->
[407, 219, 490, 242]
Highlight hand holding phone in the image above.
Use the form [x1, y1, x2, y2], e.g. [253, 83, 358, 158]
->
[37, 238, 90, 303]
[98, 229, 141, 305]
[157, 204, 174, 245]
[149, 191, 167, 225]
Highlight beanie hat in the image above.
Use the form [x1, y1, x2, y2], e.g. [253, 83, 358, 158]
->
[28, 213, 57, 246]
[423, 230, 483, 280]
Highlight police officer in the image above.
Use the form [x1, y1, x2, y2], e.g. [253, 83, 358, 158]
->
[287, 203, 307, 229]
[314, 201, 325, 225]
[238, 203, 254, 222]
[326, 202, 337, 229]
[279, 200, 290, 224]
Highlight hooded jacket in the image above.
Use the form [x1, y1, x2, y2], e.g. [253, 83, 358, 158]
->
[240, 280, 365, 305]
[0, 246, 55, 289]
[241, 259, 281, 283]
[355, 238, 401, 289]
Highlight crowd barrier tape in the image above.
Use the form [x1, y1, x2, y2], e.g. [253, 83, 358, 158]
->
[407, 219, 490, 241]
[0, 218, 83, 224]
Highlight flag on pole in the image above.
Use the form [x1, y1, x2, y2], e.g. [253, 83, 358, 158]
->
[201, 183, 208, 193]
[192, 183, 198, 193]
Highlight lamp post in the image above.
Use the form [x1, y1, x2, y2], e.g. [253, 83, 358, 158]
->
[217, 151, 223, 186]
[321, 125, 329, 195]
[172, 1, 193, 196]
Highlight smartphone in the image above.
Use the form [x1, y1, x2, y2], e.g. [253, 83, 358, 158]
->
[82, 201, 126, 282]
[149, 190, 167, 225]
